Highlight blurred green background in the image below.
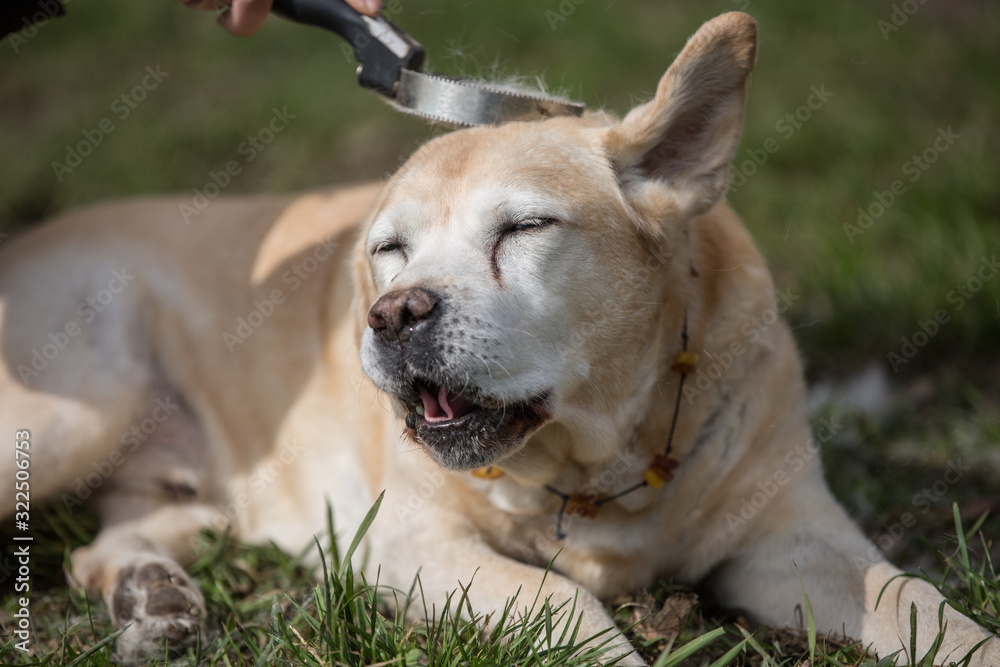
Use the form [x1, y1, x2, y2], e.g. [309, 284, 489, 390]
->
[2, 0, 998, 379]
[2, 2, 999, 661]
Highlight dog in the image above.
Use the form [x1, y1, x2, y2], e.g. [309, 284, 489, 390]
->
[2, 11, 997, 665]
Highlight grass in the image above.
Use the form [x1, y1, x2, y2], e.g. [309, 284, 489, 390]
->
[2, 0, 999, 665]
[0, 503, 627, 666]
[2, 403, 997, 666]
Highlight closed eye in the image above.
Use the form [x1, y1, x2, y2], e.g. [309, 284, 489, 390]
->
[491, 216, 560, 282]
[371, 240, 403, 257]
[502, 216, 559, 236]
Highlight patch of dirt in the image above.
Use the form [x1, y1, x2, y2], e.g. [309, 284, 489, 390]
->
[620, 589, 698, 643]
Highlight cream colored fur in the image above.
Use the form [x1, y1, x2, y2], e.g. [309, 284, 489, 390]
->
[1, 12, 996, 666]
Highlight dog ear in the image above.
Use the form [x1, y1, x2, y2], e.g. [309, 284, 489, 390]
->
[604, 12, 757, 225]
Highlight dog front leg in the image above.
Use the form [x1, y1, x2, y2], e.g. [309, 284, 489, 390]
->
[709, 496, 999, 665]
[859, 559, 1000, 666]
[373, 527, 645, 666]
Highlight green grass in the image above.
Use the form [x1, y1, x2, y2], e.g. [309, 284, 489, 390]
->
[0, 503, 628, 666]
[2, 404, 997, 666]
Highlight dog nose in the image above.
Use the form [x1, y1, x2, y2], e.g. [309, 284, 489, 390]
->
[367, 288, 438, 343]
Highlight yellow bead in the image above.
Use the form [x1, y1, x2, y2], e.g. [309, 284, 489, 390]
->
[644, 469, 664, 490]
[672, 351, 699, 375]
[471, 466, 504, 480]
[676, 351, 699, 365]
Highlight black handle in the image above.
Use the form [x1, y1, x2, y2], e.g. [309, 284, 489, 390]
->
[271, 0, 424, 96]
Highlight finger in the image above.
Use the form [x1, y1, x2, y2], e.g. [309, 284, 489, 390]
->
[218, 0, 273, 36]
[347, 0, 383, 17]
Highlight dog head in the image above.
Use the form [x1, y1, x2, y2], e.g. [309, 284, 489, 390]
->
[356, 13, 757, 471]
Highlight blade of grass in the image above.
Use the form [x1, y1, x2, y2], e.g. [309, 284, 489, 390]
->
[64, 626, 126, 666]
[795, 564, 817, 664]
[652, 625, 726, 667]
[341, 491, 384, 573]
[706, 635, 749, 667]
[736, 625, 779, 667]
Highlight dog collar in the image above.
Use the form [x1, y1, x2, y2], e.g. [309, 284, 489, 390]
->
[471, 313, 697, 539]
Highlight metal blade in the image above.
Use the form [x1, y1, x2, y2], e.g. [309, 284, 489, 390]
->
[392, 69, 586, 127]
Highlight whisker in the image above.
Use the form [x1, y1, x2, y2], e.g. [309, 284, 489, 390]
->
[491, 325, 539, 340]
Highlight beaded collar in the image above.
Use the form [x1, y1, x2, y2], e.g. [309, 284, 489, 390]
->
[471, 314, 697, 539]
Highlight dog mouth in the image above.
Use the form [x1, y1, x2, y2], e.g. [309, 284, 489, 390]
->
[399, 379, 551, 470]
[415, 382, 478, 424]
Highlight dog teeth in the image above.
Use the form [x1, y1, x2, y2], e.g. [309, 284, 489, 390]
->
[415, 405, 425, 416]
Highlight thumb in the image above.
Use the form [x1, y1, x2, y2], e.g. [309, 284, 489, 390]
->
[219, 0, 273, 36]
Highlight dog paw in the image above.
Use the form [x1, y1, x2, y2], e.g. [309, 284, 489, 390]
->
[109, 558, 205, 663]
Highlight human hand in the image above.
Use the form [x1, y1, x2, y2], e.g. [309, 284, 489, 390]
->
[179, 0, 384, 37]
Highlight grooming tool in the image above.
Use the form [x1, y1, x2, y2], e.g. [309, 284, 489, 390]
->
[270, 0, 586, 126]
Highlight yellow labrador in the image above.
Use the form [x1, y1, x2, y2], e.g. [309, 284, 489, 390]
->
[1, 12, 997, 665]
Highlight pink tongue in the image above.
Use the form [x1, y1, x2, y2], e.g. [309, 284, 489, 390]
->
[418, 384, 475, 423]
